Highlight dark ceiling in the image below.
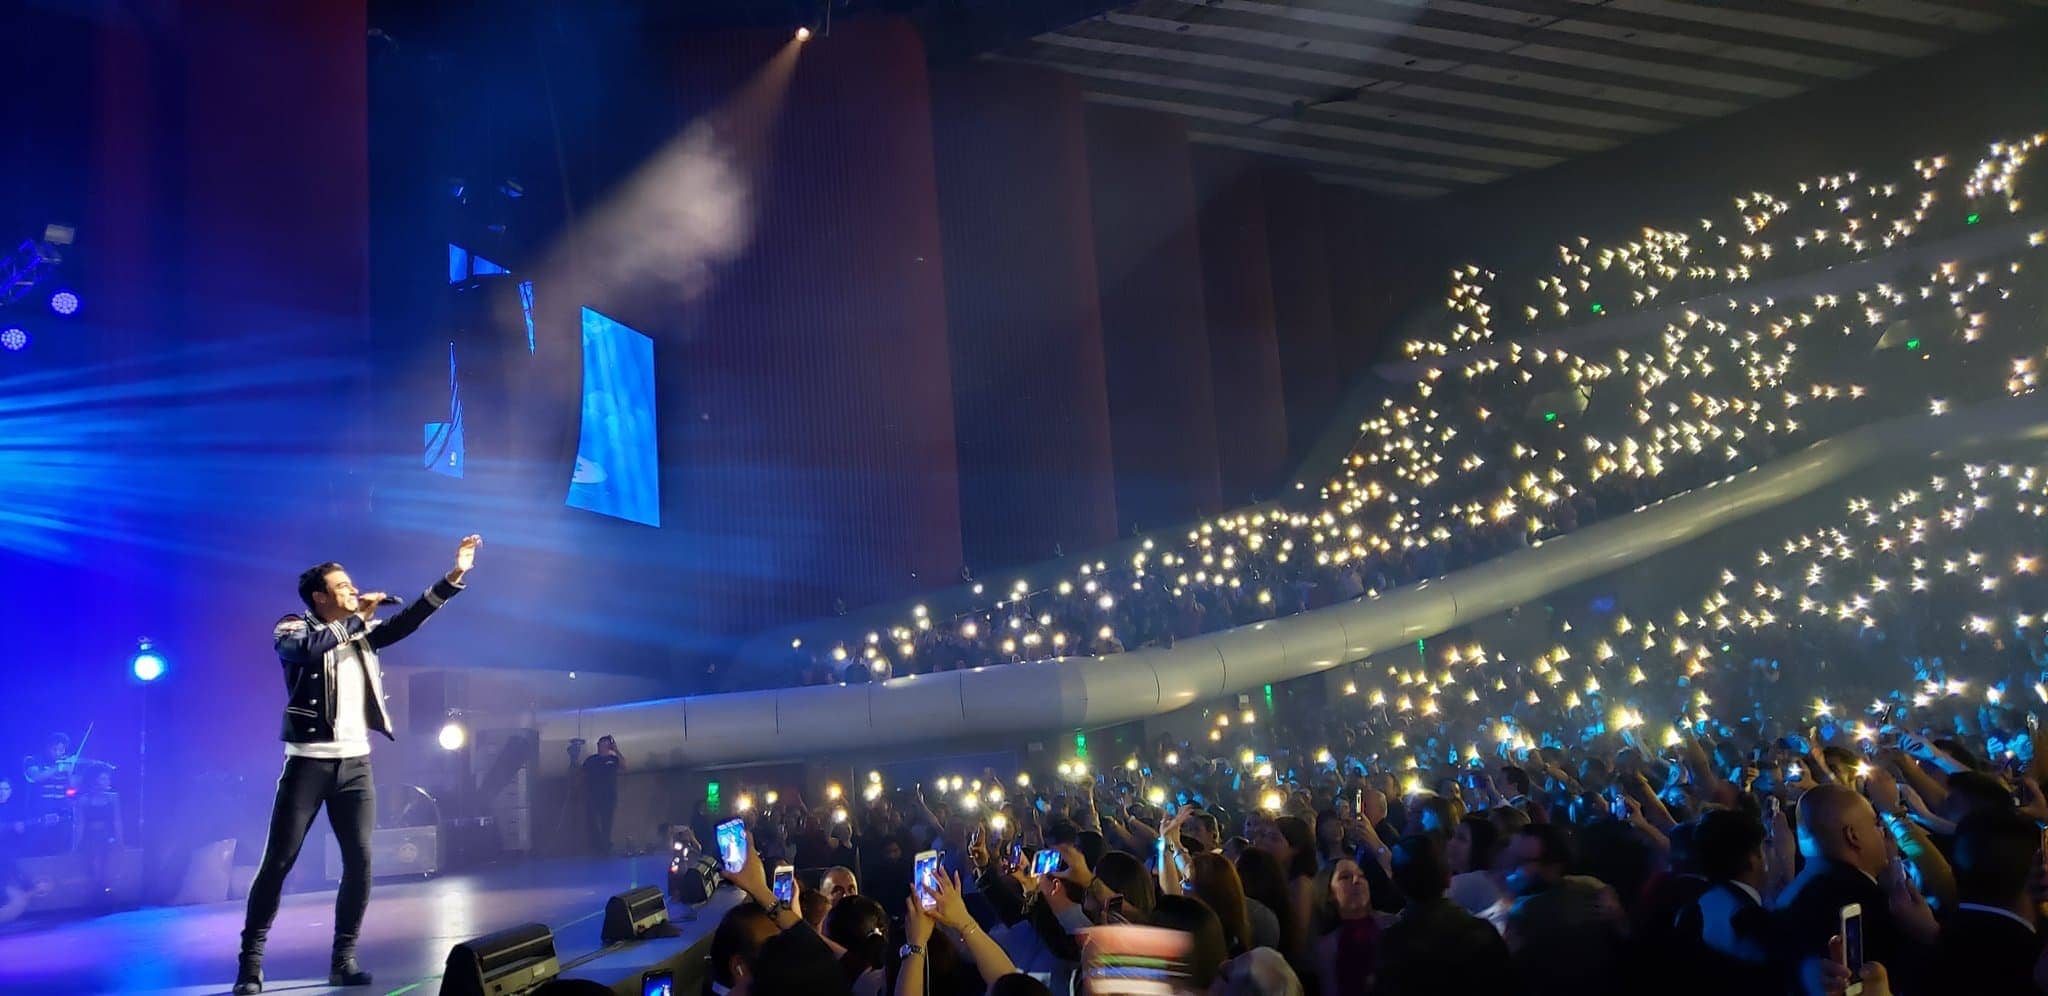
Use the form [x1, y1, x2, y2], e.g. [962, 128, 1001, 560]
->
[989, 0, 2041, 198]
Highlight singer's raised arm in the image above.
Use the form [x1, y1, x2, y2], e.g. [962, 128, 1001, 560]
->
[365, 534, 480, 650]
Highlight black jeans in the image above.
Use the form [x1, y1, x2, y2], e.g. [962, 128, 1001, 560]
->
[586, 793, 616, 855]
[240, 756, 375, 962]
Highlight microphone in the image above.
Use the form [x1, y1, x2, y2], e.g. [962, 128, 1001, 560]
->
[362, 593, 406, 609]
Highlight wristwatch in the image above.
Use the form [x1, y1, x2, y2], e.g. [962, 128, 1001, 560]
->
[900, 943, 925, 958]
[761, 898, 788, 919]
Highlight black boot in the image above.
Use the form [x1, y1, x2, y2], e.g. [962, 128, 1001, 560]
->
[330, 953, 373, 987]
[232, 953, 263, 995]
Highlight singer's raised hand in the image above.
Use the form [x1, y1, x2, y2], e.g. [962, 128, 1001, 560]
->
[450, 534, 482, 583]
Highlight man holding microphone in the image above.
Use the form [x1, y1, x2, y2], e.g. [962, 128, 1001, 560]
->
[234, 535, 481, 994]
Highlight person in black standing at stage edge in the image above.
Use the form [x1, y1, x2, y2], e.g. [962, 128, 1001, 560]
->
[73, 764, 123, 907]
[582, 734, 624, 855]
[233, 534, 481, 996]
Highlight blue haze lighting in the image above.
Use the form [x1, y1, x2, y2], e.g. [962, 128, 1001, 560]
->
[566, 307, 660, 526]
[425, 341, 464, 478]
[49, 290, 79, 316]
[519, 280, 536, 353]
[131, 640, 166, 682]
[0, 328, 368, 562]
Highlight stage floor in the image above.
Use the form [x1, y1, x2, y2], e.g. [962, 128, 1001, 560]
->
[0, 854, 694, 995]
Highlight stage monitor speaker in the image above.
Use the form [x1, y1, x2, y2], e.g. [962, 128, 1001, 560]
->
[444, 922, 559, 996]
[668, 850, 721, 904]
[602, 885, 681, 944]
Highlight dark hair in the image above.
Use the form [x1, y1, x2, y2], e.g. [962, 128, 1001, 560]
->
[707, 903, 774, 989]
[1932, 738, 1984, 772]
[1486, 804, 1530, 841]
[1045, 819, 1082, 846]
[1274, 816, 1318, 880]
[1095, 850, 1157, 920]
[1518, 822, 1573, 868]
[989, 973, 1055, 996]
[798, 888, 829, 929]
[298, 561, 345, 610]
[823, 894, 891, 980]
[1188, 851, 1253, 957]
[1149, 894, 1230, 991]
[1693, 808, 1766, 883]
[1390, 834, 1450, 903]
[1234, 847, 1297, 956]
[1500, 766, 1532, 798]
[1953, 808, 2040, 906]
[1076, 829, 1108, 871]
[1456, 814, 1501, 873]
[46, 732, 70, 752]
[751, 924, 854, 996]
[1946, 771, 2015, 819]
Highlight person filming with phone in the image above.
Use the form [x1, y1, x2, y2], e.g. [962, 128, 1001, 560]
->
[1775, 784, 1932, 995]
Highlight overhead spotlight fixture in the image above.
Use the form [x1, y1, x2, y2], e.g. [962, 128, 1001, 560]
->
[438, 719, 467, 751]
[1, 327, 25, 351]
[49, 290, 78, 315]
[794, 26, 812, 42]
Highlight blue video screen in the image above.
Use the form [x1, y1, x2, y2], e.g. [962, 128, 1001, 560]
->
[566, 307, 660, 526]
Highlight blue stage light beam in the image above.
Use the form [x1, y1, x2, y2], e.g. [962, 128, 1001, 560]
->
[0, 326, 371, 563]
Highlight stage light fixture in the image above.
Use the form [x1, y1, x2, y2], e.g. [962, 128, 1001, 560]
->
[794, 26, 811, 42]
[1, 327, 25, 351]
[130, 639, 166, 683]
[439, 720, 467, 751]
[49, 290, 78, 315]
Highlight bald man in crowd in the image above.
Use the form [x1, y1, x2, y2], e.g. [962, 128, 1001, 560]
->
[1773, 783, 1929, 990]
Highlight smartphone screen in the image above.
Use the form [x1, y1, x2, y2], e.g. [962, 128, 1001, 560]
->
[715, 818, 748, 874]
[1032, 847, 1062, 876]
[1009, 840, 1025, 869]
[1841, 904, 1865, 994]
[642, 970, 674, 996]
[773, 864, 796, 904]
[914, 850, 941, 909]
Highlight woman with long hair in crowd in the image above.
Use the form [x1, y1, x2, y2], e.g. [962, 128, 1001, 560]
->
[1444, 812, 1514, 932]
[1185, 851, 1257, 958]
[1234, 847, 1297, 969]
[1258, 815, 1320, 969]
[1312, 858, 1380, 996]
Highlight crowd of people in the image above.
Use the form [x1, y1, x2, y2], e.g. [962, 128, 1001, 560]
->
[689, 690, 2044, 995]
[680, 432, 2048, 995]
[662, 133, 2048, 993]
[746, 129, 2048, 696]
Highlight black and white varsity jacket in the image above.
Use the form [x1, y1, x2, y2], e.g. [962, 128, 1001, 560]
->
[271, 577, 465, 745]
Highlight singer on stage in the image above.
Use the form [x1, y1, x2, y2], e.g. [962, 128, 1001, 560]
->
[234, 534, 482, 995]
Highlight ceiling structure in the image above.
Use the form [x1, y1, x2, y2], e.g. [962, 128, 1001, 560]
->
[993, 0, 2034, 198]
